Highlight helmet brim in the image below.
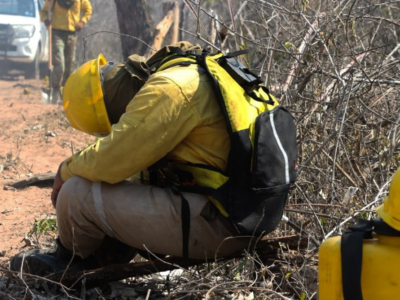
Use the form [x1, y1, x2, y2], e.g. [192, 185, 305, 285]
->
[376, 197, 400, 231]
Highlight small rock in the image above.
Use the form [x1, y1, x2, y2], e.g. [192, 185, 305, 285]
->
[109, 282, 138, 299]
[0, 250, 6, 257]
[3, 185, 16, 191]
[21, 237, 35, 247]
[32, 124, 43, 130]
[45, 131, 57, 137]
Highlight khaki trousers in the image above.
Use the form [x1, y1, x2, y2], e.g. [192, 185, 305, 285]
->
[56, 176, 250, 260]
[52, 29, 77, 89]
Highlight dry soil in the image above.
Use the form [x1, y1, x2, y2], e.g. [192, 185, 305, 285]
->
[0, 75, 91, 264]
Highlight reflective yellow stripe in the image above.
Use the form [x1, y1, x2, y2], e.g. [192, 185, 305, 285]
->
[210, 52, 224, 60]
[209, 196, 229, 217]
[157, 56, 197, 72]
[176, 164, 228, 189]
[176, 164, 229, 217]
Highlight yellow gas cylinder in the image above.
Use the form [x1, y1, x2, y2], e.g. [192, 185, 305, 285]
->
[319, 226, 400, 300]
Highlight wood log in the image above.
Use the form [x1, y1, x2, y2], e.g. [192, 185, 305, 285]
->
[149, 10, 174, 57]
[51, 235, 308, 288]
[171, 2, 180, 45]
[5, 177, 311, 288]
[5, 173, 56, 189]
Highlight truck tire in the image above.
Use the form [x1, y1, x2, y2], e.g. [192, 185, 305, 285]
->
[25, 47, 40, 80]
[39, 62, 47, 79]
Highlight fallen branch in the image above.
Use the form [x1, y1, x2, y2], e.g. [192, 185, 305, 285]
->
[49, 235, 307, 288]
[282, 14, 322, 93]
[6, 173, 56, 189]
[148, 10, 174, 56]
[304, 51, 370, 125]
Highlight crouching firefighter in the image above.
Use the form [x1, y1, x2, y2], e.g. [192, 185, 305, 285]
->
[11, 41, 298, 276]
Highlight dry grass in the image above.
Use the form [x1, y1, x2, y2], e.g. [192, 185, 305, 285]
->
[0, 246, 317, 299]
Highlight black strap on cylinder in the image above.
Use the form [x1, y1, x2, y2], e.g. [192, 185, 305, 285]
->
[341, 219, 374, 300]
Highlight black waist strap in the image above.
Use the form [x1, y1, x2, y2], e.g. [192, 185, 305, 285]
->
[52, 28, 76, 34]
[170, 185, 190, 269]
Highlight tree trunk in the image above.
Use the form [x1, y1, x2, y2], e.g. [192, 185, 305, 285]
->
[157, 1, 179, 50]
[148, 10, 174, 57]
[171, 2, 180, 45]
[179, 2, 186, 41]
[114, 0, 154, 59]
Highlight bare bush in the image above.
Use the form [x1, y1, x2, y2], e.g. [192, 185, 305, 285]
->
[178, 0, 400, 298]
[190, 0, 399, 238]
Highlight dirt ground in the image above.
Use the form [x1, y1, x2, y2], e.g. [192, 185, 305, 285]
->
[0, 75, 91, 264]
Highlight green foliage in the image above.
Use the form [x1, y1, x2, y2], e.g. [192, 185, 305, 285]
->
[301, 0, 309, 11]
[228, 257, 248, 280]
[238, 45, 251, 69]
[284, 41, 297, 52]
[203, 0, 223, 5]
[320, 216, 327, 227]
[28, 217, 57, 241]
[300, 291, 306, 300]
[358, 212, 370, 220]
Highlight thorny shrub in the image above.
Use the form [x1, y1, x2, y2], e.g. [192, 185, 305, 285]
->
[2, 0, 400, 299]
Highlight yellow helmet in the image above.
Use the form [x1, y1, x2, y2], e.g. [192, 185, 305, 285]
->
[63, 54, 111, 136]
[376, 167, 400, 231]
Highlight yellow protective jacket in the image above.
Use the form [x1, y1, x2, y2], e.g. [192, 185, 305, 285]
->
[150, 48, 299, 239]
[40, 0, 92, 32]
[61, 63, 230, 191]
[60, 46, 296, 233]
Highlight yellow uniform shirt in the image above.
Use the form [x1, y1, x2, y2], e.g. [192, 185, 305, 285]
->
[40, 0, 92, 32]
[61, 64, 230, 183]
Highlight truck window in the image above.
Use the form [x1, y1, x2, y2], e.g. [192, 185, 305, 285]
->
[0, 0, 36, 18]
[37, 0, 44, 10]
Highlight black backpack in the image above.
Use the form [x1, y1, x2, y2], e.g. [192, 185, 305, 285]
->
[155, 48, 298, 263]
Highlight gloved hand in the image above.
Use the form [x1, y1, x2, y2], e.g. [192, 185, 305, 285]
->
[51, 162, 65, 208]
[44, 19, 51, 27]
[75, 21, 85, 31]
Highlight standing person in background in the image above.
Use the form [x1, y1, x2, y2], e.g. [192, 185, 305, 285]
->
[40, 0, 92, 104]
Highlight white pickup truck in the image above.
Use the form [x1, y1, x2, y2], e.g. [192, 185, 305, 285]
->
[0, 0, 49, 79]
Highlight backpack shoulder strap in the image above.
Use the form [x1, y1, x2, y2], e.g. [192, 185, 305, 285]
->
[155, 47, 199, 73]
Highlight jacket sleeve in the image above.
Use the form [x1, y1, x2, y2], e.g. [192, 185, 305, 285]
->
[60, 74, 200, 183]
[39, 0, 49, 22]
[80, 0, 92, 24]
